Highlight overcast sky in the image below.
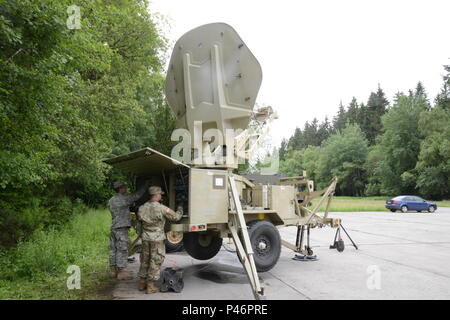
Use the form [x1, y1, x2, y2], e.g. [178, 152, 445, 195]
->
[150, 0, 450, 146]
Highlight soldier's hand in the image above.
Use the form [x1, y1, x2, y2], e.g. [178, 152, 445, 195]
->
[177, 206, 183, 213]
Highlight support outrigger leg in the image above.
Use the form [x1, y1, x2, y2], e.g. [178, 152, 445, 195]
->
[228, 174, 265, 300]
[292, 225, 318, 261]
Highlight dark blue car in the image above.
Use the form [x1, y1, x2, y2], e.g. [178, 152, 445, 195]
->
[385, 195, 437, 213]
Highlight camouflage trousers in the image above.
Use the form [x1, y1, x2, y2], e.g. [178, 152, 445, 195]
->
[138, 240, 165, 281]
[109, 227, 129, 269]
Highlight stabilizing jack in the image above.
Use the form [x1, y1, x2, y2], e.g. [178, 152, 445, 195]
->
[228, 174, 265, 300]
[292, 225, 318, 261]
[330, 224, 358, 252]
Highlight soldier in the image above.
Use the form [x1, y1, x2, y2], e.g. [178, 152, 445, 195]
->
[137, 186, 183, 293]
[108, 180, 149, 280]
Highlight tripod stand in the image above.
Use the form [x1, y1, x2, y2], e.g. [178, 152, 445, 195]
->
[329, 224, 358, 252]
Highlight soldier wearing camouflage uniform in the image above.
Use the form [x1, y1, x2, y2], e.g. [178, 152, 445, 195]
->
[108, 181, 148, 280]
[137, 186, 183, 293]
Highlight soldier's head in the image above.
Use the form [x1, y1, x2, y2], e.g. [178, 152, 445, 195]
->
[113, 181, 127, 194]
[149, 186, 164, 202]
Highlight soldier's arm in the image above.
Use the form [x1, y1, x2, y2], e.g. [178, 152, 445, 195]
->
[125, 181, 149, 204]
[161, 205, 183, 222]
[137, 206, 151, 224]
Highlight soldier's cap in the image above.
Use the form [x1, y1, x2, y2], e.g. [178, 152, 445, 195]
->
[113, 181, 126, 190]
[149, 186, 165, 195]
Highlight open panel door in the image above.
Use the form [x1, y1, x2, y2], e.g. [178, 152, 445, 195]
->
[103, 147, 190, 216]
[102, 147, 189, 176]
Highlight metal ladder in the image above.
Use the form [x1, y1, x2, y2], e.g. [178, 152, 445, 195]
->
[227, 174, 265, 300]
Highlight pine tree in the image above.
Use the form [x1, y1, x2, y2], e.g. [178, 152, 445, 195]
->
[279, 138, 288, 161]
[346, 97, 360, 125]
[302, 122, 310, 141]
[436, 64, 450, 110]
[414, 81, 429, 108]
[302, 120, 318, 147]
[288, 127, 303, 149]
[363, 85, 389, 145]
[332, 101, 347, 133]
[317, 116, 332, 145]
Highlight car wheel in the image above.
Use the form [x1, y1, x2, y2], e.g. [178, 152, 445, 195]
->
[417, 210, 422, 213]
[165, 231, 184, 253]
[401, 205, 408, 213]
[183, 232, 222, 260]
[428, 206, 436, 213]
[248, 220, 281, 272]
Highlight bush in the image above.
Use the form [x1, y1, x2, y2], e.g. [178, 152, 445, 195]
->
[0, 209, 113, 299]
[0, 194, 88, 247]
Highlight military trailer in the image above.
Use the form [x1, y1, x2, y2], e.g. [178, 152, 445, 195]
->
[103, 23, 341, 300]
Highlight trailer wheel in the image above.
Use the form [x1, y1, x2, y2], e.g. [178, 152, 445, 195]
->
[183, 232, 222, 260]
[248, 220, 281, 272]
[165, 231, 184, 253]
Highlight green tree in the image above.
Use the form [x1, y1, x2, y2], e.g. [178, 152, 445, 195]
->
[279, 138, 288, 161]
[346, 97, 360, 125]
[317, 116, 332, 145]
[316, 125, 368, 196]
[363, 85, 389, 145]
[302, 118, 320, 147]
[435, 64, 450, 110]
[280, 146, 320, 179]
[415, 106, 450, 199]
[332, 101, 347, 133]
[414, 81, 430, 109]
[0, 0, 170, 245]
[366, 93, 427, 195]
[364, 144, 388, 196]
[287, 127, 303, 150]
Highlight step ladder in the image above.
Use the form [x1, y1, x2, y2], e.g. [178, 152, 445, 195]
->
[227, 174, 265, 300]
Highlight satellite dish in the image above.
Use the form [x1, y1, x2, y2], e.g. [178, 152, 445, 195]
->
[165, 23, 263, 137]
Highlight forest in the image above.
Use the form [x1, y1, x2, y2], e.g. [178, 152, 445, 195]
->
[278, 78, 450, 199]
[0, 0, 176, 246]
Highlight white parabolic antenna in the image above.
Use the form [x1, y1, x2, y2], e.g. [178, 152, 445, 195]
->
[165, 22, 263, 137]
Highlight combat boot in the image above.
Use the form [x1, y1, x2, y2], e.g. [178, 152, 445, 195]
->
[116, 268, 133, 280]
[138, 278, 147, 291]
[146, 281, 160, 294]
[109, 266, 117, 278]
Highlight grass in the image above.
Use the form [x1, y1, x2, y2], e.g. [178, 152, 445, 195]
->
[309, 196, 450, 212]
[0, 209, 116, 300]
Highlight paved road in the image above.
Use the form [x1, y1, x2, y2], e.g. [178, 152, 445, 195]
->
[112, 207, 450, 300]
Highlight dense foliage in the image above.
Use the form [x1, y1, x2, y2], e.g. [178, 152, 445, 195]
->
[280, 73, 450, 200]
[0, 209, 113, 299]
[0, 0, 175, 245]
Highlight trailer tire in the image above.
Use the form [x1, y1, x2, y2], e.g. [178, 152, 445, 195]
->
[248, 220, 281, 272]
[183, 232, 222, 260]
[165, 231, 184, 253]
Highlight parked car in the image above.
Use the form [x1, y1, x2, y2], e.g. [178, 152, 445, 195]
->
[385, 196, 437, 213]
